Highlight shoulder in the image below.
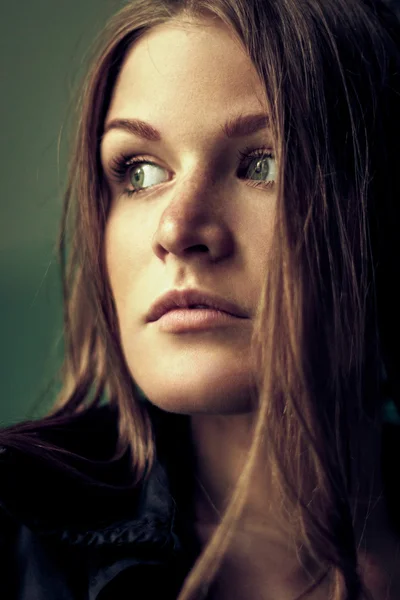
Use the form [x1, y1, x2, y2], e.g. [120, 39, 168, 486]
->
[0, 402, 194, 538]
[0, 405, 192, 599]
[0, 402, 121, 458]
[0, 404, 141, 532]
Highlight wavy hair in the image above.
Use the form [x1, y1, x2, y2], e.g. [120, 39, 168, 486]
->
[34, 0, 400, 598]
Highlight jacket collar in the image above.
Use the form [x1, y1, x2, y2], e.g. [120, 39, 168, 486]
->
[0, 404, 197, 556]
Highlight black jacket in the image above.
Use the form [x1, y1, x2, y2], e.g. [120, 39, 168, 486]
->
[1, 403, 400, 600]
[0, 405, 200, 599]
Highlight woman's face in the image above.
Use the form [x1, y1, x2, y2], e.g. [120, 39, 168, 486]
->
[101, 17, 277, 415]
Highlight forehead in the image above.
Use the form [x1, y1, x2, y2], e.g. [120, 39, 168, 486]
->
[105, 18, 267, 136]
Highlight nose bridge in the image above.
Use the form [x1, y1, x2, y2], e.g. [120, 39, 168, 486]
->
[152, 164, 233, 261]
[165, 165, 216, 221]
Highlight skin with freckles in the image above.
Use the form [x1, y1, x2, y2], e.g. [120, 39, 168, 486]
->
[102, 18, 276, 416]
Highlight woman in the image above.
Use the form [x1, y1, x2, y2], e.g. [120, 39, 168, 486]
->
[1, 0, 399, 598]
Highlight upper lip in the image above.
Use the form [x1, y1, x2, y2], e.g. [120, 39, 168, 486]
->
[146, 289, 249, 322]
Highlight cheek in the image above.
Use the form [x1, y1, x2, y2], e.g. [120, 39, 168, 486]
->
[105, 219, 129, 314]
[104, 207, 148, 315]
[237, 196, 276, 272]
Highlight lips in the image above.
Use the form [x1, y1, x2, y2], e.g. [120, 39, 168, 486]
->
[146, 289, 249, 322]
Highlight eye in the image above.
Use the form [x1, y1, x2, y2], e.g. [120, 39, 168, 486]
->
[129, 162, 169, 192]
[237, 148, 276, 188]
[107, 153, 170, 197]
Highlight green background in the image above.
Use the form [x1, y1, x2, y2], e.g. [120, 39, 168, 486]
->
[0, 1, 120, 426]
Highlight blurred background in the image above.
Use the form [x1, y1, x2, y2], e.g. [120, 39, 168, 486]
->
[1, 1, 399, 426]
[0, 1, 119, 425]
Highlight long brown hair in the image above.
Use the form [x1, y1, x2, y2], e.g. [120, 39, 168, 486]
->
[50, 0, 400, 598]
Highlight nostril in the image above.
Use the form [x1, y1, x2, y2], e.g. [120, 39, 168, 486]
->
[187, 245, 208, 254]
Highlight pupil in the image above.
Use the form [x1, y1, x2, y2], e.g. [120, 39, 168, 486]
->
[251, 157, 269, 179]
[132, 166, 144, 188]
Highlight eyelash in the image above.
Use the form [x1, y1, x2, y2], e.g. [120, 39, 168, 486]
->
[107, 146, 276, 198]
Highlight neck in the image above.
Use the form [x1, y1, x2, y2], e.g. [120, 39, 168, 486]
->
[189, 411, 273, 525]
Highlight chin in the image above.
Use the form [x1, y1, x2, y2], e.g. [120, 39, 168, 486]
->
[123, 329, 257, 415]
[130, 369, 256, 416]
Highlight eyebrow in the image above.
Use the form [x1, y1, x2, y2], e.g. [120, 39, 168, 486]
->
[222, 113, 270, 138]
[102, 112, 270, 142]
[103, 118, 161, 141]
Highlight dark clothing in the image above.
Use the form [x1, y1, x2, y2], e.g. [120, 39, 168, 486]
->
[1, 403, 400, 600]
[0, 405, 200, 599]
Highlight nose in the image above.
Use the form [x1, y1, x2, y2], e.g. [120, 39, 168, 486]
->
[151, 173, 234, 263]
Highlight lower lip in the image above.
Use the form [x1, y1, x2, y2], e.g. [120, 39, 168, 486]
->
[154, 308, 246, 333]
